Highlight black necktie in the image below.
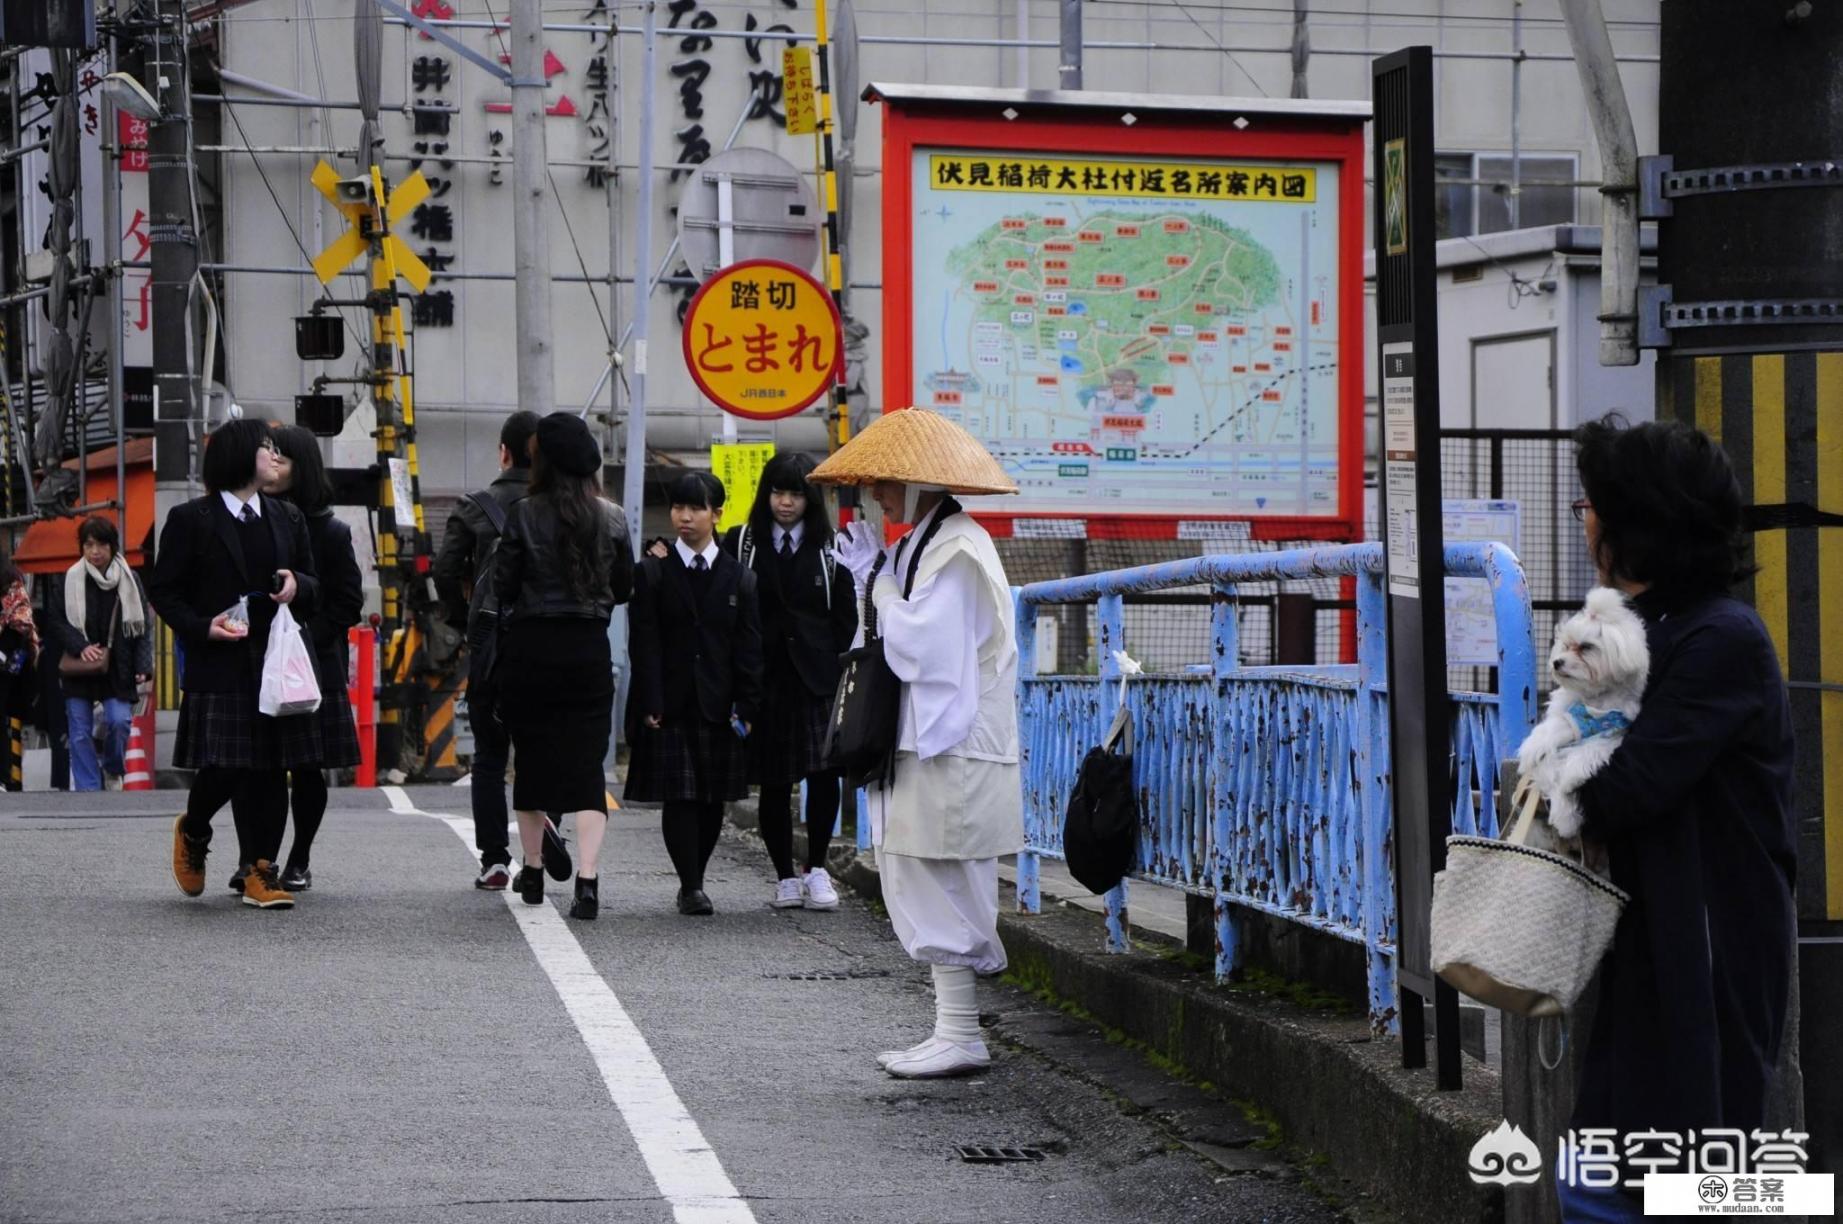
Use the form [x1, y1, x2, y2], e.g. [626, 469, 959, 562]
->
[693, 554, 708, 572]
[779, 533, 794, 559]
[239, 505, 256, 524]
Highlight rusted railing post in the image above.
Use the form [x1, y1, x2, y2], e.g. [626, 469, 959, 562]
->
[1210, 581, 1242, 980]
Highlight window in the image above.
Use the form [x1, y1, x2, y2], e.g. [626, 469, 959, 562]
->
[1435, 153, 1577, 239]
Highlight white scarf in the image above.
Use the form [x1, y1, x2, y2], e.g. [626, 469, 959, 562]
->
[66, 556, 147, 640]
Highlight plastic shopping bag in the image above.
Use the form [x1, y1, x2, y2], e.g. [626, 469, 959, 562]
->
[259, 604, 323, 717]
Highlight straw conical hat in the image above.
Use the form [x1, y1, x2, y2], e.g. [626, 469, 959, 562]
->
[809, 408, 1018, 495]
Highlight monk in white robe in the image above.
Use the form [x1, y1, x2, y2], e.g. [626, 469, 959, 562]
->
[834, 481, 1023, 1078]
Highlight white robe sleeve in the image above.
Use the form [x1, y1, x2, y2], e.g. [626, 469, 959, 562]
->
[873, 551, 984, 761]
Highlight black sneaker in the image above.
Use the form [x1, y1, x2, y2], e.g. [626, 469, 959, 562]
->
[229, 863, 251, 893]
[569, 876, 599, 921]
[515, 865, 545, 906]
[676, 887, 714, 917]
[541, 817, 572, 882]
[280, 863, 312, 891]
[475, 859, 513, 890]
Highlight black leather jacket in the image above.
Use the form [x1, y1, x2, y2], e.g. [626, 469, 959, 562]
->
[493, 493, 634, 623]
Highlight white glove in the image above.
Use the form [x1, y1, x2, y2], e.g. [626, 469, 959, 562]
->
[832, 520, 886, 589]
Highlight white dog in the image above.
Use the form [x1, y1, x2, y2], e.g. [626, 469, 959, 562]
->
[1514, 587, 1650, 840]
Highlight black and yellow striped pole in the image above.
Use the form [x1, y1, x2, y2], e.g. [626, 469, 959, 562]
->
[811, 0, 850, 454]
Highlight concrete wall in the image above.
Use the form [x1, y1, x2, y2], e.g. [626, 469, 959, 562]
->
[212, 1, 1662, 501]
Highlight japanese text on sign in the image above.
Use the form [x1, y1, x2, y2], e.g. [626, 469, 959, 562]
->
[711, 443, 776, 533]
[927, 155, 1317, 203]
[782, 45, 817, 136]
[683, 259, 842, 422]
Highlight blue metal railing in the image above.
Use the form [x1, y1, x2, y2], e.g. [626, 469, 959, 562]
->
[1014, 542, 1537, 1034]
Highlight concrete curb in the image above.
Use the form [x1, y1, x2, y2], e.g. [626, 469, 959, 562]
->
[730, 799, 1509, 1224]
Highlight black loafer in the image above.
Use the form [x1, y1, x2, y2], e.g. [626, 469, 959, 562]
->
[228, 864, 250, 893]
[569, 876, 599, 921]
[541, 818, 573, 882]
[676, 888, 714, 916]
[280, 864, 312, 891]
[515, 865, 545, 905]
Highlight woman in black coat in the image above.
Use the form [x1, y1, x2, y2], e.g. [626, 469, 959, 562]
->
[492, 413, 634, 920]
[149, 419, 321, 910]
[626, 472, 764, 917]
[51, 516, 153, 790]
[721, 454, 856, 911]
[238, 425, 366, 891]
[1556, 417, 1796, 1220]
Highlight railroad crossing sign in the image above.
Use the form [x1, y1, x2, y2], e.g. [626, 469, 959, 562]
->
[682, 259, 842, 422]
[675, 148, 821, 283]
[309, 161, 433, 292]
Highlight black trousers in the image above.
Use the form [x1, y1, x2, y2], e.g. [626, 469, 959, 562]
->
[468, 679, 514, 865]
[230, 769, 330, 871]
[757, 772, 841, 879]
[660, 800, 725, 891]
[182, 765, 287, 865]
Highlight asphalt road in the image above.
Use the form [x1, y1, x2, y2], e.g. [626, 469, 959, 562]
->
[0, 784, 1359, 1224]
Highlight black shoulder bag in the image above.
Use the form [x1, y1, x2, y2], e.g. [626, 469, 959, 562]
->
[464, 491, 510, 687]
[1062, 704, 1138, 895]
[823, 503, 957, 790]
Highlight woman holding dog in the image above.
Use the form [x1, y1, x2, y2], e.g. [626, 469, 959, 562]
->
[1558, 416, 1796, 1221]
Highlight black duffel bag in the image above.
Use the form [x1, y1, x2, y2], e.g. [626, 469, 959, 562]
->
[1062, 708, 1138, 894]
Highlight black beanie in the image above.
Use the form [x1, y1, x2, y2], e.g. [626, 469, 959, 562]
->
[536, 412, 601, 477]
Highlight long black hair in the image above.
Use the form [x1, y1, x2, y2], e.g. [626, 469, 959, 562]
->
[529, 443, 607, 603]
[745, 453, 833, 547]
[271, 425, 335, 514]
[1574, 413, 1753, 598]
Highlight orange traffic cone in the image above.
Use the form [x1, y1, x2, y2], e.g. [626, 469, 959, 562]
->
[123, 699, 154, 792]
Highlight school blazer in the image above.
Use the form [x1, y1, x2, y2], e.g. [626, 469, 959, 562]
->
[627, 547, 764, 732]
[722, 524, 857, 699]
[148, 493, 321, 694]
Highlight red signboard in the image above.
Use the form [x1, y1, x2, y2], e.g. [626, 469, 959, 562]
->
[869, 86, 1368, 545]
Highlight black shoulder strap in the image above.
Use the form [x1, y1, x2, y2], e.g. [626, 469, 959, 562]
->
[469, 489, 509, 537]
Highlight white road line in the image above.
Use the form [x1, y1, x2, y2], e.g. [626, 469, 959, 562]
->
[382, 786, 757, 1224]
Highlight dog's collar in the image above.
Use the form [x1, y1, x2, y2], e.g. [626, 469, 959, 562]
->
[1567, 700, 1631, 739]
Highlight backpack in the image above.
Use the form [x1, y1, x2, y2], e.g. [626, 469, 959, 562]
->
[464, 490, 511, 685]
[736, 522, 837, 611]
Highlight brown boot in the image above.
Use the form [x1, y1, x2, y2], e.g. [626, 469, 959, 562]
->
[172, 815, 208, 897]
[241, 860, 295, 910]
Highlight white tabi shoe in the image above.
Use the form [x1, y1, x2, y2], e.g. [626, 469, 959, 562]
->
[876, 1035, 945, 1070]
[883, 1038, 991, 1079]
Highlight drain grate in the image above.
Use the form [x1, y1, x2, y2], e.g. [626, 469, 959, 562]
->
[768, 968, 892, 981]
[956, 1145, 1048, 1164]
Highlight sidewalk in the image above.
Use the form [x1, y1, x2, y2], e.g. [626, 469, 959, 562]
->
[729, 798, 1513, 1224]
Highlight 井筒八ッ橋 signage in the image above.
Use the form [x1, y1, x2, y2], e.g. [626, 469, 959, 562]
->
[865, 84, 1370, 542]
[682, 259, 843, 422]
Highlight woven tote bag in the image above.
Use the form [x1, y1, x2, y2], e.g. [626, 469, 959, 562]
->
[1430, 777, 1628, 1017]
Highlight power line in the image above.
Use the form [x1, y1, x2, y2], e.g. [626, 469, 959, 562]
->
[1169, 0, 1272, 97]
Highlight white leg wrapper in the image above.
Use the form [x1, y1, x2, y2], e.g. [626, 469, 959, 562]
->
[932, 964, 981, 1045]
[877, 850, 1007, 975]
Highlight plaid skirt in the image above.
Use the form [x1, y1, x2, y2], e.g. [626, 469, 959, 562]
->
[750, 684, 836, 786]
[174, 686, 325, 771]
[624, 716, 750, 804]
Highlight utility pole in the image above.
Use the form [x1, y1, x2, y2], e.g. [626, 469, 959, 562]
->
[1058, 0, 1082, 91]
[622, 2, 660, 558]
[510, 0, 554, 420]
[1647, 0, 1840, 1172]
[147, 0, 194, 492]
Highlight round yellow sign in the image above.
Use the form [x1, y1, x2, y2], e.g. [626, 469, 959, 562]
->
[681, 259, 843, 421]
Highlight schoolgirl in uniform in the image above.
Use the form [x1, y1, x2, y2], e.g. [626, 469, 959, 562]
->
[625, 473, 764, 915]
[723, 455, 856, 910]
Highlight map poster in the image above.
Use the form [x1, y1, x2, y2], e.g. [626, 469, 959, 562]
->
[909, 146, 1344, 522]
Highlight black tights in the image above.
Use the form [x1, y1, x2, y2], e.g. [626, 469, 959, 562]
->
[225, 769, 327, 869]
[184, 766, 286, 865]
[660, 801, 725, 891]
[757, 772, 841, 879]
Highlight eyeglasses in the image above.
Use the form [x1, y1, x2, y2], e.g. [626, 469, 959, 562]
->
[1570, 498, 1591, 522]
[260, 440, 282, 456]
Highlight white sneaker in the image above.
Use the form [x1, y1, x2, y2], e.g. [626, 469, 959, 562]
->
[885, 1038, 991, 1079]
[771, 877, 804, 909]
[803, 867, 840, 911]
